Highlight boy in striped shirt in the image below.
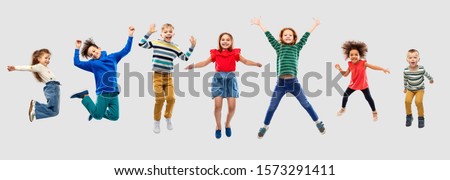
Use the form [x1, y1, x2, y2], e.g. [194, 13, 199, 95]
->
[404, 49, 434, 128]
[139, 23, 196, 134]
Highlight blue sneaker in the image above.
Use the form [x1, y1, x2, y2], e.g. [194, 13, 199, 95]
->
[406, 114, 413, 127]
[258, 127, 269, 139]
[215, 129, 222, 139]
[70, 90, 88, 99]
[316, 121, 326, 134]
[418, 116, 425, 128]
[225, 127, 232, 137]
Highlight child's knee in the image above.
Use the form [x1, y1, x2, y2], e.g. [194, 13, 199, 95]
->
[109, 115, 119, 121]
[166, 96, 175, 103]
[155, 97, 165, 104]
[405, 99, 412, 105]
[92, 113, 103, 120]
[415, 100, 423, 106]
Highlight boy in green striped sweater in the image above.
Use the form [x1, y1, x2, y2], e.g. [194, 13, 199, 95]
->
[404, 49, 434, 128]
[251, 17, 325, 138]
[139, 23, 196, 134]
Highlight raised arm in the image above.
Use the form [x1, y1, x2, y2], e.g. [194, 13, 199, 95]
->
[239, 55, 262, 67]
[73, 40, 93, 72]
[111, 26, 134, 62]
[365, 62, 390, 74]
[251, 17, 267, 32]
[185, 57, 212, 70]
[138, 23, 157, 49]
[251, 17, 280, 50]
[335, 64, 350, 77]
[178, 36, 196, 61]
[308, 17, 320, 33]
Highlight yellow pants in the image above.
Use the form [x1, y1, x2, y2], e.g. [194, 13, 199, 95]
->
[153, 73, 175, 121]
[405, 90, 424, 117]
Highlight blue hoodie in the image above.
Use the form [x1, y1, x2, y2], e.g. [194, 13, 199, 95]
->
[74, 36, 133, 95]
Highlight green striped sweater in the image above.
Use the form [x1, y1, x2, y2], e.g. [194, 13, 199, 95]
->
[403, 65, 433, 91]
[265, 31, 310, 76]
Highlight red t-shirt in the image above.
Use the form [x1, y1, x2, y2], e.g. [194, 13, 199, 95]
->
[348, 59, 369, 90]
[210, 48, 240, 72]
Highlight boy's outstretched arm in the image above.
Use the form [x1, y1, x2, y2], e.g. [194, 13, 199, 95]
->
[178, 36, 196, 61]
[239, 55, 262, 67]
[365, 63, 390, 74]
[185, 57, 212, 70]
[73, 40, 93, 72]
[308, 17, 320, 33]
[139, 24, 156, 49]
[251, 17, 267, 32]
[114, 26, 134, 62]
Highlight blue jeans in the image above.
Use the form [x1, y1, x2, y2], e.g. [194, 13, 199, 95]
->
[263, 78, 318, 125]
[35, 81, 60, 119]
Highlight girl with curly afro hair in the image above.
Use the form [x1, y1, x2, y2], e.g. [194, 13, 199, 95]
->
[335, 41, 390, 121]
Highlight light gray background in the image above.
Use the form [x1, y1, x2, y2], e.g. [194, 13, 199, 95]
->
[0, 0, 447, 160]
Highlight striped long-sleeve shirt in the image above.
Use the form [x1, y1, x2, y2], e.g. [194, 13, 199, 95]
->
[265, 31, 310, 76]
[404, 65, 433, 91]
[139, 33, 194, 72]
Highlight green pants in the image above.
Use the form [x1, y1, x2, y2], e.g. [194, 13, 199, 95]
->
[82, 93, 119, 121]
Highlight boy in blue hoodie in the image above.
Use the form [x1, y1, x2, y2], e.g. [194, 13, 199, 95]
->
[71, 26, 135, 121]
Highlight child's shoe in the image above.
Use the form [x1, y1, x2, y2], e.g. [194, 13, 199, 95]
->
[28, 100, 36, 122]
[418, 116, 425, 128]
[153, 121, 161, 134]
[215, 129, 222, 139]
[316, 121, 326, 135]
[258, 126, 269, 139]
[405, 114, 413, 127]
[225, 127, 232, 137]
[166, 119, 173, 130]
[70, 90, 89, 99]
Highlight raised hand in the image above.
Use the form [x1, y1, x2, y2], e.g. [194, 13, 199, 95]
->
[250, 17, 262, 26]
[312, 17, 321, 26]
[76, 40, 82, 49]
[308, 17, 321, 33]
[382, 68, 390, 74]
[149, 24, 157, 34]
[189, 36, 197, 48]
[128, 26, 135, 36]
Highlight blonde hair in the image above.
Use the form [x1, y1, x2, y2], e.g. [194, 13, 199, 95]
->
[161, 23, 174, 31]
[407, 49, 420, 56]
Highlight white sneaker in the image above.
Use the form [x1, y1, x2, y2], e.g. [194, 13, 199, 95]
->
[29, 100, 36, 122]
[166, 119, 173, 130]
[153, 121, 161, 134]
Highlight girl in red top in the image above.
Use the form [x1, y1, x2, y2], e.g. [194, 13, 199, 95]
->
[186, 32, 262, 139]
[335, 41, 390, 121]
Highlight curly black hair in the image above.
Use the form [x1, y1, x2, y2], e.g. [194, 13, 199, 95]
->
[342, 40, 368, 59]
